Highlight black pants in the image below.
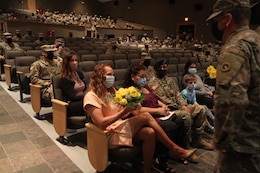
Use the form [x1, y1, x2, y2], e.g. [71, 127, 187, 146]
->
[67, 100, 85, 116]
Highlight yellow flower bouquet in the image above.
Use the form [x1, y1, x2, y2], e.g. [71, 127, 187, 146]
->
[206, 65, 217, 79]
[114, 86, 145, 109]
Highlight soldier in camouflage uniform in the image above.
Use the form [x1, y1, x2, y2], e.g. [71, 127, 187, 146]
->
[0, 32, 23, 79]
[30, 45, 61, 103]
[53, 38, 65, 62]
[206, 0, 260, 172]
[0, 32, 23, 53]
[148, 59, 213, 152]
[140, 52, 155, 81]
[34, 33, 48, 46]
[12, 30, 22, 42]
[194, 45, 207, 63]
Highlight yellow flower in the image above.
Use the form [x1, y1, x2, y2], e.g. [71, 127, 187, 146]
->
[128, 86, 141, 98]
[114, 94, 123, 103]
[206, 65, 215, 74]
[206, 65, 217, 79]
[119, 98, 128, 105]
[114, 86, 144, 109]
[117, 88, 128, 97]
[209, 69, 217, 79]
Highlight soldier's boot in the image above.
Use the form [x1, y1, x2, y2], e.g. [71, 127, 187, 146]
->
[192, 135, 214, 150]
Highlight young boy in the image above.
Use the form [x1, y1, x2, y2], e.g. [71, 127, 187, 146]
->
[181, 74, 215, 133]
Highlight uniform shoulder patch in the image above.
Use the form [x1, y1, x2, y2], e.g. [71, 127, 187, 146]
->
[221, 61, 231, 72]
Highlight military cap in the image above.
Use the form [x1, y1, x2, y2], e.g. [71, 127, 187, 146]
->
[15, 30, 21, 33]
[55, 38, 64, 44]
[41, 44, 57, 52]
[38, 32, 44, 37]
[206, 0, 250, 22]
[141, 52, 148, 56]
[3, 32, 12, 38]
[143, 53, 152, 60]
[154, 59, 168, 70]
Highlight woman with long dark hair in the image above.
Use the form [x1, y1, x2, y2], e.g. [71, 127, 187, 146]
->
[60, 50, 86, 116]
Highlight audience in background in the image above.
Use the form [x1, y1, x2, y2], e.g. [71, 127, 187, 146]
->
[0, 32, 23, 80]
[12, 29, 22, 42]
[23, 29, 35, 41]
[34, 32, 48, 46]
[105, 42, 121, 55]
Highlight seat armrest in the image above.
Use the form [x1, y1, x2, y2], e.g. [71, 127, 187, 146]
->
[86, 123, 109, 172]
[52, 99, 68, 137]
[4, 64, 11, 68]
[16, 71, 23, 75]
[4, 64, 12, 88]
[29, 83, 42, 113]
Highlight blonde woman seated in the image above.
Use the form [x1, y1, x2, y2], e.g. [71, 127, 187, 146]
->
[84, 63, 196, 173]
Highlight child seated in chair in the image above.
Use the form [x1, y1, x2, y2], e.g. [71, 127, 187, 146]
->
[181, 74, 215, 134]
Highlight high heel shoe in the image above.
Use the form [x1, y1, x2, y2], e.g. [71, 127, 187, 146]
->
[183, 148, 197, 159]
[169, 148, 197, 159]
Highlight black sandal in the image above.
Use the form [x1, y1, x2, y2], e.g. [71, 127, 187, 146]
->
[153, 161, 176, 173]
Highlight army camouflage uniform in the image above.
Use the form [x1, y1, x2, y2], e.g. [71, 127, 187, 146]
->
[255, 26, 260, 35]
[0, 41, 23, 52]
[146, 65, 155, 81]
[197, 52, 207, 63]
[30, 57, 61, 102]
[148, 76, 207, 148]
[214, 25, 260, 173]
[0, 39, 23, 77]
[206, 0, 260, 172]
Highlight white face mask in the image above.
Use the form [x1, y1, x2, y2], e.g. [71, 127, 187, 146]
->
[187, 84, 197, 90]
[103, 75, 115, 88]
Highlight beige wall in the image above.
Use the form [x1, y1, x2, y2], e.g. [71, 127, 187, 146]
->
[27, 0, 36, 13]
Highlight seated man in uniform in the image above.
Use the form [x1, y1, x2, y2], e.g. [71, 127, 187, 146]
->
[148, 59, 214, 151]
[30, 45, 61, 103]
[0, 32, 23, 80]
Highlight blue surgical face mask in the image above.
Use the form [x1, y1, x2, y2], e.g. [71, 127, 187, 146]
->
[188, 68, 197, 74]
[137, 77, 146, 87]
[103, 75, 115, 88]
[187, 84, 197, 90]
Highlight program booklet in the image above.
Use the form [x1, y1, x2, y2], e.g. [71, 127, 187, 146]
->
[158, 111, 175, 121]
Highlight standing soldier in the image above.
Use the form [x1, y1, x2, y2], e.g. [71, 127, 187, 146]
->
[206, 0, 260, 172]
[30, 45, 61, 103]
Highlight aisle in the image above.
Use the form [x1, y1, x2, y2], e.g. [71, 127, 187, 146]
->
[0, 81, 95, 173]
